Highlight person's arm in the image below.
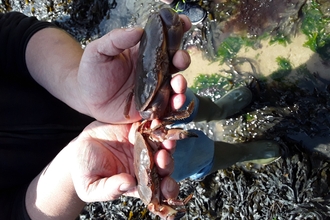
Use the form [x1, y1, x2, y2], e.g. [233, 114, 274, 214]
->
[25, 142, 85, 220]
[25, 17, 191, 124]
[25, 27, 145, 122]
[25, 27, 87, 115]
[25, 121, 180, 220]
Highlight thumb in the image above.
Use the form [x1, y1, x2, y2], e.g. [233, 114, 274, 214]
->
[77, 173, 137, 202]
[95, 27, 144, 57]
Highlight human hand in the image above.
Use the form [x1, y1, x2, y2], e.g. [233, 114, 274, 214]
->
[77, 15, 192, 123]
[70, 121, 179, 202]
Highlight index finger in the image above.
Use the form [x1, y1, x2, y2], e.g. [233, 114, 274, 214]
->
[93, 27, 144, 58]
[179, 15, 192, 32]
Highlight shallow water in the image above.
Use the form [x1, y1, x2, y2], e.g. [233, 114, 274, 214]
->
[2, 0, 330, 219]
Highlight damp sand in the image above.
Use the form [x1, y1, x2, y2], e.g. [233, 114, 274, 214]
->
[181, 33, 330, 87]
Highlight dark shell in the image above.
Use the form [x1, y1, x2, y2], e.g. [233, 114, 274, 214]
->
[134, 8, 183, 120]
[134, 12, 168, 112]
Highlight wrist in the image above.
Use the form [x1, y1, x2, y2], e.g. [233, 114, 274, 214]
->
[25, 143, 84, 219]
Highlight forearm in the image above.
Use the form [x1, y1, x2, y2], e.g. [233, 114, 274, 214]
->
[25, 27, 86, 115]
[25, 144, 85, 220]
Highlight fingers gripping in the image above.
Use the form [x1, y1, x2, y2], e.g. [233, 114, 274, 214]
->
[96, 27, 144, 57]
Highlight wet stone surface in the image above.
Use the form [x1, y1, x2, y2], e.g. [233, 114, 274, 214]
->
[2, 0, 330, 219]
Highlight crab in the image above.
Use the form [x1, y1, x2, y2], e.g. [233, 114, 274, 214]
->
[124, 7, 185, 120]
[124, 8, 196, 219]
[134, 121, 194, 219]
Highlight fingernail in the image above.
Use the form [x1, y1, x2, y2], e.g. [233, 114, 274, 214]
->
[125, 27, 136, 32]
[119, 183, 133, 192]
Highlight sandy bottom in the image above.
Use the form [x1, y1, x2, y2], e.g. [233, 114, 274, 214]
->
[181, 33, 330, 87]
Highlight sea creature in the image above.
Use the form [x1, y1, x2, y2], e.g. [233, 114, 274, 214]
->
[134, 121, 194, 219]
[124, 7, 184, 120]
[126, 8, 196, 219]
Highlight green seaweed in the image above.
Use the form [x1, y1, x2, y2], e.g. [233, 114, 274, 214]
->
[216, 36, 264, 64]
[190, 73, 231, 93]
[245, 113, 255, 122]
[190, 72, 251, 102]
[217, 37, 243, 64]
[269, 32, 291, 46]
[301, 0, 330, 61]
[270, 57, 292, 81]
[277, 57, 292, 70]
[215, 0, 330, 64]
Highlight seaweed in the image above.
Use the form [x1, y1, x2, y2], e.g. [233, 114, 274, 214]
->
[190, 74, 229, 92]
[301, 0, 330, 61]
[270, 57, 293, 81]
[216, 0, 330, 62]
[269, 32, 291, 46]
[0, 0, 12, 12]
[216, 36, 244, 64]
[216, 36, 263, 64]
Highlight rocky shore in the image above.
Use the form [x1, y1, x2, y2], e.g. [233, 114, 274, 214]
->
[2, 0, 330, 219]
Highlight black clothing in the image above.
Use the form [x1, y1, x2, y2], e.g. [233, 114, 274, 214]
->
[0, 12, 94, 219]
